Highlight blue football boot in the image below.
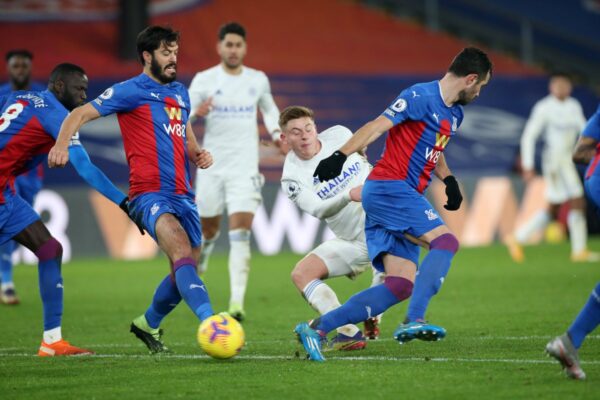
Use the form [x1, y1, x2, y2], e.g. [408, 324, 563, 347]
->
[294, 322, 326, 362]
[393, 320, 446, 344]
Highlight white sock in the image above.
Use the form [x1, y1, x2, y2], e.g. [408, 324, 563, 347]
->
[370, 268, 385, 322]
[515, 210, 551, 243]
[43, 327, 62, 344]
[228, 229, 251, 307]
[568, 209, 588, 255]
[198, 231, 220, 274]
[303, 279, 359, 337]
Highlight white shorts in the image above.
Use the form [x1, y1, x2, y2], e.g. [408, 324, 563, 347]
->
[309, 236, 372, 279]
[195, 169, 264, 217]
[542, 159, 584, 204]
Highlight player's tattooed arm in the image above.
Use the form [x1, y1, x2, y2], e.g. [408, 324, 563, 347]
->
[186, 121, 213, 169]
[573, 136, 597, 165]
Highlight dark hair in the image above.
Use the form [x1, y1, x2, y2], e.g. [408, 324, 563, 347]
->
[6, 49, 33, 62]
[48, 63, 86, 84]
[218, 22, 246, 41]
[550, 71, 572, 81]
[448, 47, 493, 81]
[279, 106, 314, 129]
[136, 25, 180, 65]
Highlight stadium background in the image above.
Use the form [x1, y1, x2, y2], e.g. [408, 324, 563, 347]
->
[1, 0, 600, 262]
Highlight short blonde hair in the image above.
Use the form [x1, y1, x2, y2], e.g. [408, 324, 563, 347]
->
[279, 106, 314, 130]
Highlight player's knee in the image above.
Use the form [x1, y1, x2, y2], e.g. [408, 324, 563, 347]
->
[35, 237, 63, 262]
[430, 233, 459, 254]
[383, 276, 413, 301]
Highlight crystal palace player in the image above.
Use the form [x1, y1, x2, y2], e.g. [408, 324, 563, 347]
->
[545, 104, 600, 380]
[295, 48, 492, 361]
[0, 63, 131, 356]
[49, 26, 215, 354]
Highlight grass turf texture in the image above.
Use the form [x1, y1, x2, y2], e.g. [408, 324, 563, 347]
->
[1, 241, 600, 399]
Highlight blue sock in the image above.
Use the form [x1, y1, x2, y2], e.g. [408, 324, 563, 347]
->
[0, 241, 15, 284]
[567, 282, 600, 349]
[315, 277, 413, 334]
[173, 258, 214, 321]
[145, 274, 182, 329]
[406, 234, 458, 322]
[35, 238, 63, 331]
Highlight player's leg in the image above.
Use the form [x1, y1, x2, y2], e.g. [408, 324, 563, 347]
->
[224, 172, 263, 321]
[195, 170, 225, 274]
[293, 239, 372, 350]
[13, 219, 92, 356]
[227, 211, 253, 321]
[546, 281, 600, 380]
[364, 267, 386, 339]
[0, 240, 18, 305]
[506, 208, 551, 262]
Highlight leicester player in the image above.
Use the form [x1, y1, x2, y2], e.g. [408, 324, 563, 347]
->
[280, 106, 386, 349]
[49, 26, 216, 354]
[188, 22, 282, 321]
[0, 50, 46, 304]
[0, 62, 131, 355]
[545, 104, 600, 380]
[296, 47, 492, 361]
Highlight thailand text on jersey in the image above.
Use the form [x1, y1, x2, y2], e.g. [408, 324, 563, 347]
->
[582, 105, 600, 179]
[0, 90, 66, 203]
[91, 73, 193, 199]
[369, 80, 464, 194]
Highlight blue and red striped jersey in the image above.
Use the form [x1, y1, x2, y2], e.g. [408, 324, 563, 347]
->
[369, 80, 464, 194]
[90, 73, 193, 200]
[0, 90, 65, 203]
[582, 104, 600, 179]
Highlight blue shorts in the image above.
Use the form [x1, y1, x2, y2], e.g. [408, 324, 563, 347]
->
[129, 192, 203, 248]
[585, 177, 600, 211]
[362, 179, 445, 271]
[0, 188, 40, 246]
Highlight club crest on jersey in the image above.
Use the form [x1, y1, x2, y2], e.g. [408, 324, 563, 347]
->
[452, 117, 458, 132]
[175, 94, 185, 108]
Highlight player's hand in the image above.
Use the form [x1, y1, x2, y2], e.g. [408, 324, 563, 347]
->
[119, 197, 145, 235]
[48, 145, 70, 168]
[313, 151, 347, 182]
[194, 97, 213, 118]
[349, 185, 363, 202]
[194, 148, 213, 169]
[522, 169, 535, 182]
[443, 175, 463, 211]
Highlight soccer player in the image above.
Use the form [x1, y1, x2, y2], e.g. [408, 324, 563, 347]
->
[48, 26, 216, 354]
[295, 47, 492, 361]
[280, 106, 386, 349]
[188, 22, 282, 321]
[0, 62, 131, 356]
[506, 72, 597, 263]
[0, 49, 46, 304]
[545, 104, 600, 380]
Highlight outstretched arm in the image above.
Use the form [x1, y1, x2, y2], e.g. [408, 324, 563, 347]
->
[314, 116, 392, 182]
[48, 103, 101, 168]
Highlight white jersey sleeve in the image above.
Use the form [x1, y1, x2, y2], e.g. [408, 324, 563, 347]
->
[188, 72, 209, 116]
[521, 101, 547, 171]
[257, 73, 280, 138]
[281, 178, 351, 219]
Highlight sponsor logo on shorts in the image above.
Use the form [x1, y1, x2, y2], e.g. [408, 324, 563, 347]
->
[425, 209, 438, 221]
[151, 203, 160, 216]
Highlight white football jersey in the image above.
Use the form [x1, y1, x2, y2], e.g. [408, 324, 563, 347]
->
[521, 95, 587, 172]
[281, 125, 371, 241]
[188, 65, 280, 172]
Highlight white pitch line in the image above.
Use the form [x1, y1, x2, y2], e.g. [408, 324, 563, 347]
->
[0, 352, 599, 365]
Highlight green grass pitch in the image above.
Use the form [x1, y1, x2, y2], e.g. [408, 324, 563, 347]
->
[1, 241, 600, 399]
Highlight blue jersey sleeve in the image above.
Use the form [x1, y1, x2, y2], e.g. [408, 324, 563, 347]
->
[68, 136, 127, 205]
[381, 86, 428, 125]
[90, 81, 139, 116]
[582, 105, 600, 142]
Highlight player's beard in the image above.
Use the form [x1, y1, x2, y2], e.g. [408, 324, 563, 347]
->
[150, 57, 177, 84]
[456, 89, 475, 106]
[12, 76, 30, 90]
